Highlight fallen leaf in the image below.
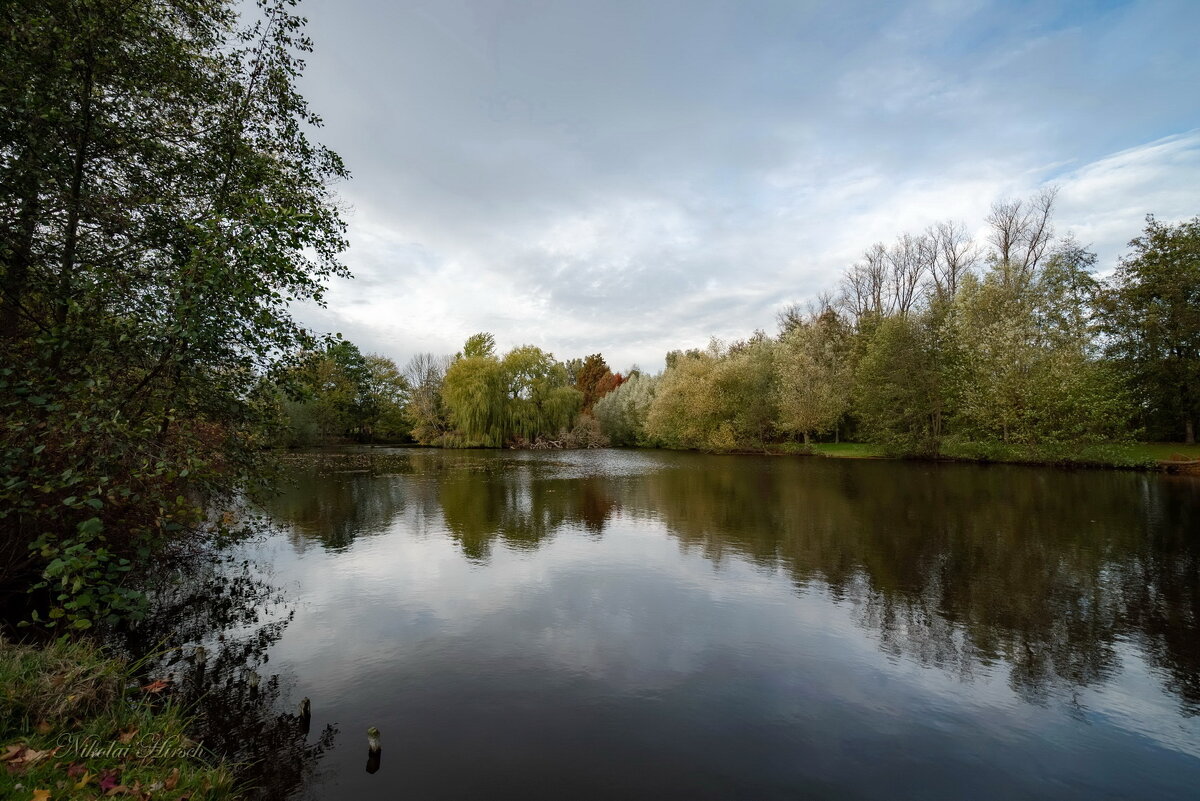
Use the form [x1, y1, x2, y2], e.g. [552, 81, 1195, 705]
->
[105, 785, 131, 796]
[7, 746, 57, 768]
[163, 767, 180, 790]
[141, 679, 170, 694]
[0, 744, 24, 762]
[66, 763, 86, 779]
[99, 769, 120, 791]
[74, 770, 93, 789]
[31, 789, 51, 801]
[35, 721, 53, 735]
[117, 727, 139, 744]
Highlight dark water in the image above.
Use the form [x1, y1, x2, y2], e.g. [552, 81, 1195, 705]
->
[237, 448, 1200, 800]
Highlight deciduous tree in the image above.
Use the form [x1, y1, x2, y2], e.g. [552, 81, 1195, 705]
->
[1100, 216, 1200, 443]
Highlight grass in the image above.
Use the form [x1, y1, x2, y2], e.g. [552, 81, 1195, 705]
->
[767, 440, 1200, 469]
[937, 440, 1200, 468]
[765, 441, 886, 458]
[1101, 442, 1200, 463]
[1, 636, 237, 801]
[807, 442, 887, 459]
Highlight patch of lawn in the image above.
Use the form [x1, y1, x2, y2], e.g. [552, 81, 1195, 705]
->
[1, 637, 237, 800]
[766, 440, 1200, 469]
[808, 442, 887, 459]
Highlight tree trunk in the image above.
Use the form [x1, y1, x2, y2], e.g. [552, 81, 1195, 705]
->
[57, 58, 95, 326]
[1187, 418, 1196, 446]
[1, 149, 41, 340]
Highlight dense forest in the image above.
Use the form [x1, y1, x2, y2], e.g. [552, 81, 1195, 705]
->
[280, 198, 1200, 457]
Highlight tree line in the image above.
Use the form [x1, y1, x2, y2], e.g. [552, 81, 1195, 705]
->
[599, 196, 1197, 453]
[282, 195, 1198, 455]
[277, 334, 623, 449]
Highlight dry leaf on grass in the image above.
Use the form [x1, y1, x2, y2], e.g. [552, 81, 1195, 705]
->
[1, 745, 58, 770]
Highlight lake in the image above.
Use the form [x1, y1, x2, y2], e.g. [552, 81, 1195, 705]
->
[202, 448, 1200, 799]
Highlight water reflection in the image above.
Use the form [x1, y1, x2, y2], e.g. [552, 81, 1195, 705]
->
[121, 550, 338, 799]
[268, 450, 1200, 717]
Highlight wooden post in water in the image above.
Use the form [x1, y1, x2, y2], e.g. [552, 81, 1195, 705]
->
[298, 697, 311, 735]
[366, 726, 382, 774]
[191, 645, 207, 683]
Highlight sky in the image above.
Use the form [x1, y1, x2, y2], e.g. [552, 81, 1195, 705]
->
[289, 0, 1200, 373]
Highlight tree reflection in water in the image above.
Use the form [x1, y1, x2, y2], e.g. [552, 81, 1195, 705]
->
[120, 549, 337, 800]
[266, 449, 1200, 715]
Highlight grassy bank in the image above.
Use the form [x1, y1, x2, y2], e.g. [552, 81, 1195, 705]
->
[767, 441, 1200, 469]
[1, 637, 236, 801]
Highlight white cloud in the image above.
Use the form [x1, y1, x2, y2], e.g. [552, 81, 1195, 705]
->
[289, 0, 1200, 372]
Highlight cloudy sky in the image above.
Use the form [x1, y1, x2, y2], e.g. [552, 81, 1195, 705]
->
[290, 0, 1200, 372]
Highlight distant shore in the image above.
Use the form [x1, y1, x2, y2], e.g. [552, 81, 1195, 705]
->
[285, 440, 1200, 473]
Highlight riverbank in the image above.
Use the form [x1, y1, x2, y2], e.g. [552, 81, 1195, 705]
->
[769, 440, 1200, 470]
[1, 637, 237, 800]
[292, 439, 1200, 472]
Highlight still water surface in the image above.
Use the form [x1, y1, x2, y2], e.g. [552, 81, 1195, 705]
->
[238, 448, 1199, 799]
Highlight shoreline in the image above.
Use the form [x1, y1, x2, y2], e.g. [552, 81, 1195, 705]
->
[281, 440, 1200, 473]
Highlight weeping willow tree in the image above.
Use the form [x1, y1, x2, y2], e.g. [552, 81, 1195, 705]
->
[442, 339, 507, 446]
[503, 346, 581, 442]
[441, 335, 580, 446]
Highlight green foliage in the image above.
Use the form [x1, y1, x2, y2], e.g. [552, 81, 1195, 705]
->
[1099, 215, 1200, 443]
[278, 341, 410, 444]
[776, 309, 852, 443]
[502, 346, 582, 443]
[439, 335, 582, 447]
[645, 348, 722, 449]
[714, 335, 779, 449]
[645, 336, 777, 451]
[460, 332, 497, 359]
[443, 345, 508, 446]
[26, 518, 144, 630]
[952, 242, 1128, 446]
[595, 372, 660, 446]
[0, 0, 348, 626]
[853, 314, 946, 455]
